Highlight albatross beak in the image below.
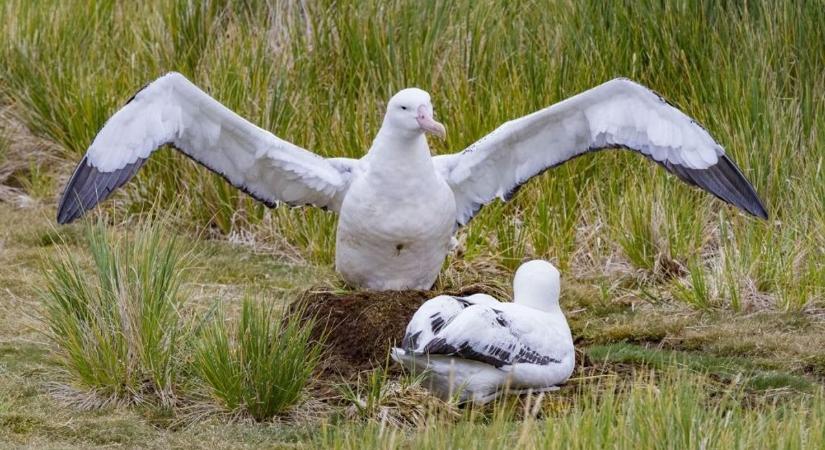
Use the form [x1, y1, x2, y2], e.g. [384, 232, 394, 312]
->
[417, 105, 446, 139]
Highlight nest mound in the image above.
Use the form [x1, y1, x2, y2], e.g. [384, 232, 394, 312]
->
[289, 285, 492, 379]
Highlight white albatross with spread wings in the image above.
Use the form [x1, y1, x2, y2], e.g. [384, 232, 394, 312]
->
[391, 260, 574, 404]
[57, 72, 768, 290]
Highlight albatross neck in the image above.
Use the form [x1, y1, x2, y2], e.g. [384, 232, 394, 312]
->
[367, 126, 436, 178]
[516, 295, 562, 314]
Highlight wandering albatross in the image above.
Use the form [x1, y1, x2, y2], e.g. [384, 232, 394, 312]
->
[391, 260, 574, 404]
[57, 73, 768, 290]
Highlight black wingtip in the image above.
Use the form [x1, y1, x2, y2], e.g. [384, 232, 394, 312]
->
[714, 155, 769, 220]
[725, 155, 769, 220]
[56, 209, 74, 225]
[663, 154, 768, 221]
[56, 156, 90, 224]
[750, 199, 769, 220]
[56, 155, 146, 225]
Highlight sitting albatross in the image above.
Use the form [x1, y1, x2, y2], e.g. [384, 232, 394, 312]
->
[57, 73, 768, 290]
[391, 260, 574, 404]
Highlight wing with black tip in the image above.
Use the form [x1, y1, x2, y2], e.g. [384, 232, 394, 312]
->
[434, 78, 768, 225]
[57, 72, 358, 224]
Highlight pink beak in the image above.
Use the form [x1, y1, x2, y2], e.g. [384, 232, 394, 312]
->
[416, 105, 446, 139]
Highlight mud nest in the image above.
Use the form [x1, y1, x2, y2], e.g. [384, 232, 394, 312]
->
[289, 285, 493, 379]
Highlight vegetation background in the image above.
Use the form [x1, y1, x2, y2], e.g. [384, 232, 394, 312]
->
[0, 0, 823, 448]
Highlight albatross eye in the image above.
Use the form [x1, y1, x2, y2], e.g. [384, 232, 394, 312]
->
[400, 106, 408, 110]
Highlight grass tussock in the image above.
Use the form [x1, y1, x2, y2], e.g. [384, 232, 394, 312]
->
[193, 298, 323, 421]
[40, 221, 191, 407]
[38, 220, 324, 420]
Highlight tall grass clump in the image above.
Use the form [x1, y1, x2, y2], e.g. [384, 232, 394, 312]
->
[193, 298, 323, 421]
[40, 221, 191, 406]
[672, 259, 714, 310]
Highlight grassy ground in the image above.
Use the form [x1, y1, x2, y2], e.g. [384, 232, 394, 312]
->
[2, 202, 825, 448]
[1, 0, 824, 448]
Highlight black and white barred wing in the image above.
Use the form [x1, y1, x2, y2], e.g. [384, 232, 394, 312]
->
[434, 78, 768, 226]
[57, 72, 358, 224]
[421, 304, 561, 368]
[401, 295, 497, 351]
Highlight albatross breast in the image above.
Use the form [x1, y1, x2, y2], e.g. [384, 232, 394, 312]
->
[335, 157, 456, 291]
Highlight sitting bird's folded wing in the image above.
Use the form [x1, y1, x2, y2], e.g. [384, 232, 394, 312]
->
[422, 305, 562, 368]
[401, 295, 493, 352]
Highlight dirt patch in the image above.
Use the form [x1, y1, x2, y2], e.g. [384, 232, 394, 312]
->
[289, 285, 494, 379]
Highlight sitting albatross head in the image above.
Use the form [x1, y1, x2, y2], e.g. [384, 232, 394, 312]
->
[513, 259, 562, 313]
[383, 88, 446, 139]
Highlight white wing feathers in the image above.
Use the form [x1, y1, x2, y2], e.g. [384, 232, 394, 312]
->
[57, 72, 357, 224]
[435, 78, 768, 226]
[400, 294, 497, 351]
[419, 304, 562, 368]
[401, 296, 562, 369]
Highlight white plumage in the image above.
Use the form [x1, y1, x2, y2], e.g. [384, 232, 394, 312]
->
[391, 260, 574, 404]
[58, 73, 767, 290]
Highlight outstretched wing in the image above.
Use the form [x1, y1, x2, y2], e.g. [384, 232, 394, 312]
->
[57, 72, 358, 224]
[422, 305, 561, 368]
[434, 78, 768, 226]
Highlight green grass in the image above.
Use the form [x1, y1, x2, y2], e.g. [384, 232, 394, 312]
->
[336, 364, 457, 427]
[39, 216, 322, 420]
[1, 201, 824, 448]
[671, 258, 714, 309]
[41, 220, 191, 406]
[338, 366, 395, 421]
[587, 343, 813, 392]
[316, 370, 825, 449]
[0, 128, 9, 170]
[193, 298, 323, 421]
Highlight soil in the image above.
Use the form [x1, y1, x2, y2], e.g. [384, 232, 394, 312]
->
[288, 285, 494, 379]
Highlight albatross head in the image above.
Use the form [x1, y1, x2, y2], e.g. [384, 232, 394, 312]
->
[513, 260, 561, 313]
[383, 88, 446, 139]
